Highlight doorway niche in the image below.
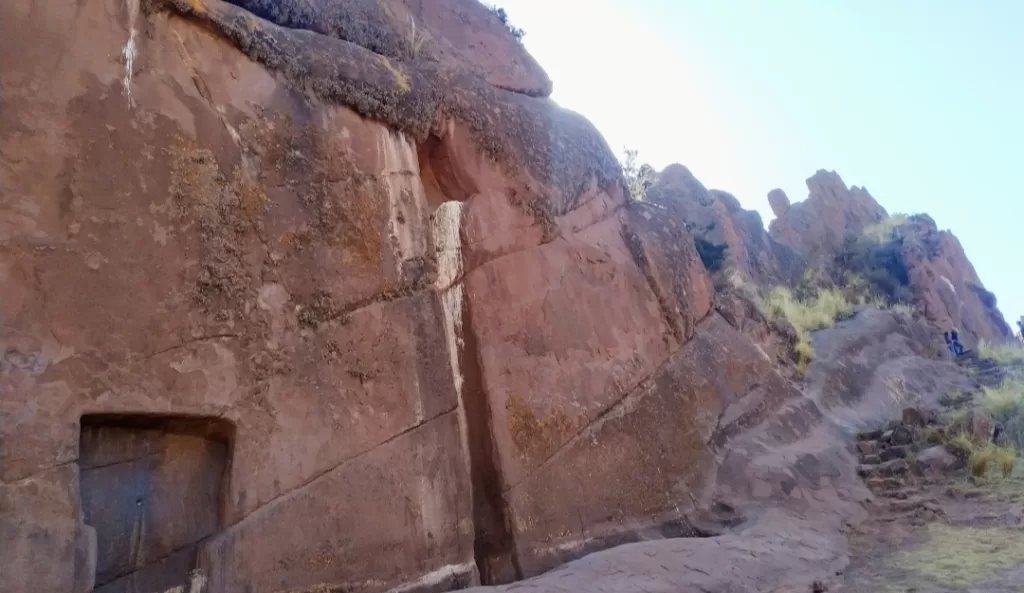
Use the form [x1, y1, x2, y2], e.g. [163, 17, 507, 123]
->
[78, 414, 234, 593]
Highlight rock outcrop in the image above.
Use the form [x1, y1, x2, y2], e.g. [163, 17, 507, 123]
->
[769, 170, 888, 265]
[645, 165, 801, 284]
[897, 215, 1011, 345]
[0, 1, 1011, 593]
[0, 1, 791, 591]
[764, 171, 1009, 344]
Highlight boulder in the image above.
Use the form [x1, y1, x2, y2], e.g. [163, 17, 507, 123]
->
[902, 406, 937, 428]
[898, 215, 1012, 345]
[879, 446, 910, 463]
[890, 426, 916, 446]
[767, 189, 791, 218]
[915, 445, 962, 474]
[858, 459, 909, 478]
[857, 440, 880, 455]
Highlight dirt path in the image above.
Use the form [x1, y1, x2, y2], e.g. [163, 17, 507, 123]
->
[841, 473, 1024, 592]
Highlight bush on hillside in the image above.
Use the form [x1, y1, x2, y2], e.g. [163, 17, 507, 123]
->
[621, 148, 655, 201]
[487, 5, 524, 41]
[834, 213, 917, 306]
[982, 376, 1024, 452]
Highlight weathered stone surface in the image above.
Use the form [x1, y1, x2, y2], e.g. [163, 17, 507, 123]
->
[915, 445, 962, 474]
[646, 165, 801, 284]
[769, 170, 887, 264]
[857, 440, 880, 455]
[1, 0, 1009, 591]
[858, 459, 909, 478]
[465, 217, 674, 490]
[767, 188, 791, 218]
[0, 0, 475, 588]
[902, 406, 936, 428]
[625, 201, 715, 341]
[879, 446, 910, 462]
[198, 413, 473, 593]
[221, 0, 552, 96]
[503, 313, 794, 576]
[0, 465, 96, 593]
[767, 171, 1008, 346]
[897, 214, 1011, 345]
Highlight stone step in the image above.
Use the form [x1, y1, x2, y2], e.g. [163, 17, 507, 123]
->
[866, 476, 906, 492]
[857, 430, 884, 441]
[858, 459, 909, 478]
[888, 497, 940, 513]
[879, 445, 911, 463]
[859, 454, 881, 465]
[857, 440, 880, 455]
[885, 487, 922, 500]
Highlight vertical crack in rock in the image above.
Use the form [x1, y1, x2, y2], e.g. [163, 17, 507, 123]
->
[430, 192, 520, 583]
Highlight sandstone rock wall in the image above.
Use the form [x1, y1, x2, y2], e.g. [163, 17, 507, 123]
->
[897, 215, 1010, 345]
[1, 2, 1011, 593]
[0, 1, 779, 592]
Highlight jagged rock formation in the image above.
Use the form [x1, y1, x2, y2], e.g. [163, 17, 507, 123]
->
[0, 2, 1011, 593]
[897, 214, 1011, 345]
[770, 171, 1009, 345]
[644, 165, 802, 285]
[651, 165, 1010, 345]
[769, 170, 888, 268]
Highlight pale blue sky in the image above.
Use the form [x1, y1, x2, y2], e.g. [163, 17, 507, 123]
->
[500, 0, 1022, 326]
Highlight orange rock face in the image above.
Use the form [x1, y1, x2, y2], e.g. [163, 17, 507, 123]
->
[897, 215, 1011, 345]
[0, 1, 729, 591]
[769, 170, 888, 266]
[0, 1, 1011, 593]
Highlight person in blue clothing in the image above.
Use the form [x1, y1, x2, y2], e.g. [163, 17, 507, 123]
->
[944, 331, 955, 355]
[950, 329, 965, 356]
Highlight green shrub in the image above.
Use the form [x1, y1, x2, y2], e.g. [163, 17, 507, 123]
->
[888, 302, 917, 317]
[981, 377, 1024, 452]
[834, 213, 917, 306]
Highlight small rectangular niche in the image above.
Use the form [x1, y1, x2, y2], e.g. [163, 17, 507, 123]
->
[79, 414, 234, 593]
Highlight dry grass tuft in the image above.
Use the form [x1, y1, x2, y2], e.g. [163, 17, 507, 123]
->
[893, 523, 1024, 587]
[978, 340, 1024, 365]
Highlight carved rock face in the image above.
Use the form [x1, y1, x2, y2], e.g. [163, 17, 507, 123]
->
[0, 1, 1007, 593]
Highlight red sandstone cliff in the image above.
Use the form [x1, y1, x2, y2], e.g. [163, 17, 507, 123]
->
[768, 171, 1010, 345]
[0, 2, 1011, 593]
